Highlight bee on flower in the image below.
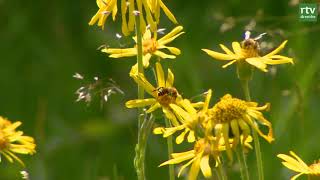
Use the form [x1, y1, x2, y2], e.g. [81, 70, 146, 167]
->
[126, 62, 185, 126]
[153, 89, 213, 144]
[102, 26, 184, 68]
[202, 31, 293, 72]
[0, 117, 36, 166]
[278, 151, 320, 180]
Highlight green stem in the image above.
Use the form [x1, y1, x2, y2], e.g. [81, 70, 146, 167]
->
[134, 13, 147, 180]
[240, 79, 264, 180]
[235, 145, 249, 180]
[165, 118, 175, 180]
[217, 163, 227, 180]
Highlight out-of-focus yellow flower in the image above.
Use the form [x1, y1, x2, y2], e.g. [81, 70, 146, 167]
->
[202, 31, 293, 72]
[89, 0, 118, 30]
[153, 89, 213, 144]
[278, 151, 320, 180]
[89, 0, 177, 35]
[126, 62, 182, 126]
[102, 26, 184, 68]
[159, 136, 253, 180]
[159, 138, 221, 180]
[0, 117, 36, 166]
[209, 94, 273, 160]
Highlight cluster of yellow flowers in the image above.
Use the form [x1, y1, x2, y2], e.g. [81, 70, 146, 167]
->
[88, 1, 320, 180]
[0, 116, 36, 166]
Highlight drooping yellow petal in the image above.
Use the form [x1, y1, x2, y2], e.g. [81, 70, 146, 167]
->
[146, 102, 161, 113]
[125, 98, 156, 108]
[187, 131, 195, 143]
[202, 49, 235, 61]
[120, 0, 129, 36]
[170, 104, 192, 123]
[162, 107, 180, 126]
[222, 59, 237, 68]
[176, 129, 188, 144]
[159, 151, 194, 167]
[188, 154, 201, 180]
[245, 57, 268, 72]
[130, 73, 156, 96]
[158, 46, 181, 55]
[154, 50, 176, 59]
[200, 155, 212, 178]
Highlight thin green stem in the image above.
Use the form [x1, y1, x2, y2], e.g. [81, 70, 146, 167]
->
[165, 118, 175, 180]
[217, 163, 227, 180]
[235, 145, 249, 180]
[240, 79, 264, 180]
[134, 13, 147, 180]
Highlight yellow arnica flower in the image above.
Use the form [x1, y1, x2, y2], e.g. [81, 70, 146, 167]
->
[126, 62, 182, 126]
[159, 138, 221, 180]
[89, 0, 118, 30]
[0, 117, 36, 166]
[202, 31, 293, 72]
[159, 136, 253, 180]
[89, 0, 177, 35]
[209, 94, 274, 160]
[278, 151, 320, 180]
[102, 26, 184, 68]
[153, 89, 213, 144]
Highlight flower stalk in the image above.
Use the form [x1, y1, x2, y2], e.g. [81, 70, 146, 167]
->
[134, 12, 147, 180]
[238, 65, 264, 180]
[165, 118, 175, 180]
[236, 144, 250, 180]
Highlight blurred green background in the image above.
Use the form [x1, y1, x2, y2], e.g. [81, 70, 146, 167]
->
[1, 0, 320, 179]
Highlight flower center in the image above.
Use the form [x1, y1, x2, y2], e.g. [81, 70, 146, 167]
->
[194, 139, 211, 155]
[241, 39, 260, 58]
[143, 38, 158, 54]
[210, 94, 247, 123]
[155, 87, 178, 106]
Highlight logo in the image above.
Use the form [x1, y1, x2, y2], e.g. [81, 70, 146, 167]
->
[299, 3, 318, 22]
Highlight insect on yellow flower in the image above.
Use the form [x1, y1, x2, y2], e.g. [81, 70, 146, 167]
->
[202, 31, 294, 72]
[278, 151, 320, 180]
[102, 26, 184, 68]
[153, 89, 213, 144]
[126, 62, 182, 126]
[209, 94, 273, 160]
[0, 117, 36, 166]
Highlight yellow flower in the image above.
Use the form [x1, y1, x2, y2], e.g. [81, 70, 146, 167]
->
[159, 138, 221, 180]
[209, 94, 273, 160]
[159, 136, 253, 180]
[126, 62, 182, 126]
[102, 26, 184, 68]
[202, 31, 293, 72]
[0, 117, 36, 166]
[153, 89, 213, 144]
[89, 0, 177, 35]
[88, 0, 118, 30]
[278, 151, 320, 180]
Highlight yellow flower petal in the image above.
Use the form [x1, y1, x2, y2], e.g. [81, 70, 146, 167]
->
[220, 44, 235, 56]
[176, 129, 188, 144]
[146, 102, 161, 113]
[188, 154, 201, 180]
[264, 40, 288, 57]
[156, 62, 165, 87]
[187, 131, 195, 143]
[245, 57, 268, 72]
[154, 50, 176, 59]
[200, 155, 212, 178]
[203, 89, 212, 112]
[162, 107, 180, 126]
[125, 98, 156, 108]
[159, 151, 194, 167]
[159, 0, 178, 24]
[166, 68, 174, 87]
[202, 49, 235, 61]
[232, 42, 242, 57]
